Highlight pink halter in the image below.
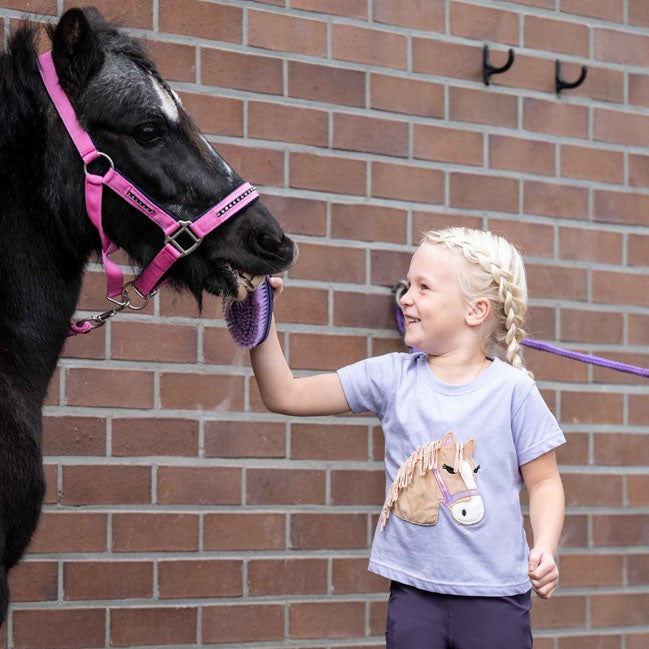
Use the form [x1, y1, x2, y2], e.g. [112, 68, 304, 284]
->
[37, 51, 259, 334]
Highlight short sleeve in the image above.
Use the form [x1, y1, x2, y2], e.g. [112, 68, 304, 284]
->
[337, 353, 400, 416]
[512, 383, 565, 466]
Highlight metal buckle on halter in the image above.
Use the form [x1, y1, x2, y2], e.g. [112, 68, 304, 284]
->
[165, 220, 203, 257]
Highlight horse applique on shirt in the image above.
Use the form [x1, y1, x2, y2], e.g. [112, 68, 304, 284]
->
[380, 431, 484, 530]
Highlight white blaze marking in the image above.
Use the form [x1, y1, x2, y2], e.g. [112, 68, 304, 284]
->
[152, 76, 179, 122]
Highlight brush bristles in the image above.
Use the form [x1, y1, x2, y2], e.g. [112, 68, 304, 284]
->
[224, 278, 273, 348]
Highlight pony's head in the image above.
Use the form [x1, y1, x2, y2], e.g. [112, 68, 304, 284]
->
[45, 7, 296, 304]
[438, 432, 484, 525]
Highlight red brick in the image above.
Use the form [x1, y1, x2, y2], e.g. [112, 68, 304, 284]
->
[61, 326, 106, 360]
[413, 38, 482, 81]
[557, 636, 621, 649]
[595, 28, 649, 66]
[374, 0, 444, 31]
[275, 287, 329, 325]
[249, 101, 328, 147]
[593, 270, 649, 307]
[289, 601, 365, 639]
[204, 420, 285, 458]
[13, 609, 105, 649]
[332, 557, 389, 593]
[629, 0, 649, 25]
[61, 1, 152, 28]
[27, 513, 107, 554]
[450, 173, 519, 214]
[112, 514, 198, 552]
[561, 145, 624, 185]
[412, 211, 483, 238]
[451, 2, 519, 45]
[526, 306, 556, 340]
[530, 595, 587, 628]
[488, 219, 554, 258]
[525, 15, 589, 56]
[561, 391, 624, 425]
[568, 65, 624, 104]
[204, 513, 286, 550]
[371, 74, 444, 118]
[629, 234, 649, 266]
[3, 0, 57, 13]
[414, 124, 483, 166]
[159, 0, 241, 42]
[292, 0, 368, 19]
[42, 416, 106, 456]
[594, 515, 649, 547]
[62, 465, 151, 505]
[247, 468, 326, 505]
[332, 24, 406, 69]
[563, 473, 623, 507]
[66, 368, 154, 408]
[523, 98, 589, 138]
[524, 181, 588, 220]
[248, 558, 327, 596]
[523, 346, 589, 384]
[290, 333, 366, 371]
[143, 40, 196, 83]
[213, 142, 285, 187]
[202, 604, 284, 644]
[201, 49, 283, 95]
[110, 607, 197, 646]
[159, 372, 244, 410]
[112, 418, 198, 457]
[592, 352, 649, 386]
[561, 515, 589, 547]
[556, 431, 589, 465]
[291, 513, 368, 549]
[594, 432, 649, 466]
[559, 227, 622, 264]
[595, 108, 649, 147]
[177, 92, 242, 137]
[157, 466, 241, 504]
[629, 154, 649, 188]
[263, 195, 327, 237]
[64, 561, 153, 600]
[331, 469, 384, 505]
[334, 113, 408, 157]
[372, 162, 444, 204]
[290, 152, 366, 196]
[490, 135, 555, 176]
[628, 634, 649, 649]
[629, 394, 649, 425]
[10, 561, 58, 602]
[629, 314, 649, 345]
[628, 476, 649, 506]
[289, 242, 366, 283]
[593, 190, 649, 227]
[288, 61, 365, 107]
[561, 0, 623, 21]
[560, 308, 623, 345]
[159, 559, 242, 598]
[248, 10, 327, 56]
[592, 594, 649, 626]
[629, 73, 649, 108]
[332, 203, 407, 244]
[450, 87, 518, 128]
[334, 292, 395, 329]
[291, 423, 369, 461]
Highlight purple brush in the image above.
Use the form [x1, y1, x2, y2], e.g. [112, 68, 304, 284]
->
[225, 276, 274, 348]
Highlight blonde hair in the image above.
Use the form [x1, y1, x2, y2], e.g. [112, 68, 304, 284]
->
[421, 227, 532, 378]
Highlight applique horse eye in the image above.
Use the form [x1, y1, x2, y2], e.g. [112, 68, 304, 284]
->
[381, 431, 485, 530]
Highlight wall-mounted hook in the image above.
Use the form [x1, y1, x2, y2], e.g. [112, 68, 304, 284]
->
[483, 46, 515, 86]
[555, 59, 587, 94]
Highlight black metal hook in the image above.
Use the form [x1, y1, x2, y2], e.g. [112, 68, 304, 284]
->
[483, 46, 515, 86]
[555, 59, 587, 94]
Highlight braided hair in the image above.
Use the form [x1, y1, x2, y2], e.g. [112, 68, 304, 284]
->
[422, 227, 532, 378]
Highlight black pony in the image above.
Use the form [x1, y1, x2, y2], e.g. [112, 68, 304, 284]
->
[0, 7, 295, 624]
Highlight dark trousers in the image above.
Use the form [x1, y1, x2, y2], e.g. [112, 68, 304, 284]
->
[386, 581, 533, 649]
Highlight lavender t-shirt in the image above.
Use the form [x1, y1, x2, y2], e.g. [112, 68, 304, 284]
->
[337, 353, 565, 596]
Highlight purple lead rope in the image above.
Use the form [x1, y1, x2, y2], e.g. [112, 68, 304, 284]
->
[394, 306, 649, 380]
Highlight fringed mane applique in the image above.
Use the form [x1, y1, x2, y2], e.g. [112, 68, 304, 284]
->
[380, 431, 484, 531]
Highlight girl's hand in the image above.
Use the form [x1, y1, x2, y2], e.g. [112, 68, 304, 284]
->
[268, 276, 284, 296]
[528, 546, 559, 599]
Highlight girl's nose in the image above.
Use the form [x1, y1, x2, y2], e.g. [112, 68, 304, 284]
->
[399, 289, 412, 307]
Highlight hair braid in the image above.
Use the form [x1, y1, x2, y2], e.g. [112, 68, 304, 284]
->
[422, 227, 533, 378]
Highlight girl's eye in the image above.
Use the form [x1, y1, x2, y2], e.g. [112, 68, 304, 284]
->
[474, 465, 481, 473]
[133, 123, 162, 145]
[442, 464, 456, 475]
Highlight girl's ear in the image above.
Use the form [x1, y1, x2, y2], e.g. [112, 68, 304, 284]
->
[466, 297, 491, 327]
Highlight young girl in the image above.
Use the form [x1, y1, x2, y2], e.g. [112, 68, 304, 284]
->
[250, 227, 565, 649]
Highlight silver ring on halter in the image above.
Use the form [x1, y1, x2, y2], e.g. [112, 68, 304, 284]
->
[84, 152, 115, 177]
[122, 280, 154, 310]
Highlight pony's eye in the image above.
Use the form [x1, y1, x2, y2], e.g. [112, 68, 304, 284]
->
[474, 465, 481, 473]
[442, 464, 456, 474]
[133, 123, 162, 145]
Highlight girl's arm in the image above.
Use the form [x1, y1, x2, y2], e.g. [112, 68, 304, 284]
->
[521, 449, 565, 599]
[249, 279, 351, 417]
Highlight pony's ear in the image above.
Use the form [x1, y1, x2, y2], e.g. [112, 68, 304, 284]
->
[51, 8, 104, 98]
[464, 439, 476, 457]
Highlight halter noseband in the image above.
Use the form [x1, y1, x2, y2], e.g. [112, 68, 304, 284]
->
[37, 51, 259, 334]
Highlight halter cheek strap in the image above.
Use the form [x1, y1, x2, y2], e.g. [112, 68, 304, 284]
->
[37, 51, 258, 329]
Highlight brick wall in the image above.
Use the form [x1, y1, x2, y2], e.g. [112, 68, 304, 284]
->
[2, 0, 648, 647]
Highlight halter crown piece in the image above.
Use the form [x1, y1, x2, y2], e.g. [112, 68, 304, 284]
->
[37, 51, 259, 335]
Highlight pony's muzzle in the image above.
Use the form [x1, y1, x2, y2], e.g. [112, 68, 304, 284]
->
[450, 496, 484, 525]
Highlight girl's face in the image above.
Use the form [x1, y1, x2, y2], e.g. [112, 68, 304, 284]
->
[400, 244, 472, 355]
